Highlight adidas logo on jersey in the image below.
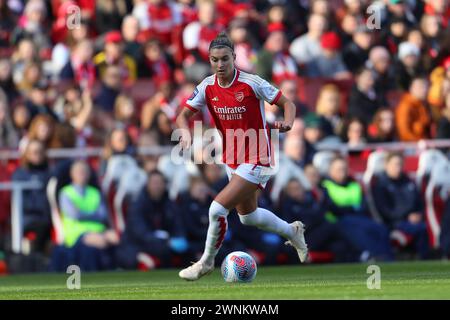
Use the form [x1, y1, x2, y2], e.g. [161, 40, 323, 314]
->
[212, 96, 219, 102]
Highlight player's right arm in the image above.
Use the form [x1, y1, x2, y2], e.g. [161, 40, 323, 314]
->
[176, 79, 209, 149]
[175, 107, 196, 149]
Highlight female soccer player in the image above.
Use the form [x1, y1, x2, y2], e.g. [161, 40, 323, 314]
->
[176, 33, 308, 281]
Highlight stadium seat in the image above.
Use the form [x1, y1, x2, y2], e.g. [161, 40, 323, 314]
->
[46, 177, 64, 245]
[101, 155, 138, 195]
[101, 155, 139, 231]
[424, 161, 450, 249]
[157, 154, 201, 200]
[312, 150, 338, 177]
[362, 150, 387, 223]
[270, 154, 311, 204]
[416, 149, 448, 195]
[113, 167, 148, 234]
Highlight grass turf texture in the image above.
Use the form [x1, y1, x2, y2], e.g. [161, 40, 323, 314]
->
[1, 260, 450, 299]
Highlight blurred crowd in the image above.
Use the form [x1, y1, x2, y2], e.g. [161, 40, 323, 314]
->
[0, 0, 450, 272]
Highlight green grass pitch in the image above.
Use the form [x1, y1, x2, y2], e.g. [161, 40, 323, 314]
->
[1, 261, 450, 299]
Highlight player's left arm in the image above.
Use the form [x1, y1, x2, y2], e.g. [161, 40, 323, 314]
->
[273, 94, 296, 132]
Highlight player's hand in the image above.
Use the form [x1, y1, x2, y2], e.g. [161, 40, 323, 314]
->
[273, 121, 292, 132]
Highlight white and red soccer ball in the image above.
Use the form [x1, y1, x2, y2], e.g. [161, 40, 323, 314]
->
[221, 251, 257, 283]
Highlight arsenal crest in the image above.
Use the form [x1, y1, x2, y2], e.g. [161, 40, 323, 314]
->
[235, 92, 244, 102]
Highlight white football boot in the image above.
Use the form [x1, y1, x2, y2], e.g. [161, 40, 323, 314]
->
[179, 260, 214, 281]
[285, 221, 309, 263]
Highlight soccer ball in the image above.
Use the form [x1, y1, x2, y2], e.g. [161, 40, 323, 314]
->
[221, 251, 257, 283]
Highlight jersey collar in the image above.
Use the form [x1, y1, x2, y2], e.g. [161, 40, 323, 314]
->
[216, 69, 238, 88]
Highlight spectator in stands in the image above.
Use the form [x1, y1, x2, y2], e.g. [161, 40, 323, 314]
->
[420, 14, 442, 65]
[138, 38, 173, 87]
[95, 0, 129, 35]
[12, 140, 51, 253]
[12, 103, 31, 139]
[122, 15, 142, 63]
[284, 118, 316, 168]
[100, 127, 136, 175]
[256, 27, 298, 84]
[25, 81, 58, 121]
[279, 79, 309, 118]
[309, 0, 337, 32]
[372, 152, 429, 259]
[10, 0, 51, 57]
[340, 117, 367, 148]
[141, 82, 178, 131]
[322, 156, 393, 261]
[143, 0, 183, 50]
[116, 170, 189, 269]
[289, 13, 328, 68]
[0, 59, 19, 103]
[114, 94, 140, 144]
[315, 84, 342, 138]
[94, 31, 137, 87]
[20, 114, 56, 151]
[137, 131, 161, 173]
[437, 91, 450, 139]
[228, 18, 258, 74]
[0, 93, 19, 148]
[305, 31, 352, 79]
[302, 113, 325, 149]
[381, 0, 416, 27]
[94, 65, 122, 113]
[15, 62, 42, 95]
[348, 67, 387, 125]
[368, 108, 397, 143]
[381, 15, 410, 55]
[0, 0, 16, 47]
[58, 87, 94, 147]
[56, 160, 118, 271]
[11, 38, 39, 86]
[428, 56, 450, 117]
[343, 25, 374, 73]
[183, 0, 222, 83]
[338, 13, 359, 47]
[366, 46, 397, 95]
[51, 19, 90, 77]
[281, 178, 360, 262]
[60, 40, 96, 91]
[395, 76, 432, 141]
[200, 163, 228, 194]
[395, 41, 426, 91]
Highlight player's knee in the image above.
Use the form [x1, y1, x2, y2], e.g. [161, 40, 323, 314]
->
[238, 210, 259, 226]
[209, 200, 229, 221]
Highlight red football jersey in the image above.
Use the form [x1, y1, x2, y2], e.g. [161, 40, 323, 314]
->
[184, 69, 282, 169]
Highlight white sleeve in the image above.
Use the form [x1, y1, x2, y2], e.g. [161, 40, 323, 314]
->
[253, 76, 281, 104]
[185, 82, 206, 112]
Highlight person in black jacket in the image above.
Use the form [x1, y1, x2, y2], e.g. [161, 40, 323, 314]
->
[372, 152, 429, 259]
[347, 67, 387, 125]
[342, 26, 373, 74]
[12, 140, 51, 253]
[281, 179, 361, 262]
[116, 170, 189, 269]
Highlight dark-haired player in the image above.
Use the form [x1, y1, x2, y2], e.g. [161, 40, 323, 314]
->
[176, 33, 308, 281]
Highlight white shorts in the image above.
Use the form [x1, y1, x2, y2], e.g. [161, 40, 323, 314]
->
[225, 164, 274, 189]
